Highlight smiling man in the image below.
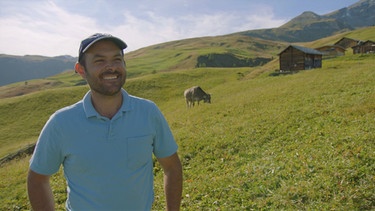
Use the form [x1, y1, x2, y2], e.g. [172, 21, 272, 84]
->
[27, 33, 183, 211]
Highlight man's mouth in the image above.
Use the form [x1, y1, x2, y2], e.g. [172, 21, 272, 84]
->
[101, 71, 121, 80]
[103, 75, 118, 80]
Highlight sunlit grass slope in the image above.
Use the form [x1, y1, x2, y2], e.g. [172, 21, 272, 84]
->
[1, 53, 374, 210]
[124, 34, 286, 77]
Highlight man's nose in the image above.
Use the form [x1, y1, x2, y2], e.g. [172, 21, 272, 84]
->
[105, 62, 116, 71]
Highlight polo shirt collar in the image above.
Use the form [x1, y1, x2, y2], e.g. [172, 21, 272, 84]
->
[82, 88, 133, 118]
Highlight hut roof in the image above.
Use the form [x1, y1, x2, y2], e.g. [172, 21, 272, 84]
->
[334, 37, 361, 44]
[315, 45, 346, 51]
[279, 45, 323, 55]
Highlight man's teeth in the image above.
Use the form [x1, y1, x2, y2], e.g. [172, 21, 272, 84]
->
[103, 76, 117, 80]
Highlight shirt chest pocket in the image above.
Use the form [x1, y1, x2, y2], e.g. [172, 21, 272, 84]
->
[127, 135, 154, 170]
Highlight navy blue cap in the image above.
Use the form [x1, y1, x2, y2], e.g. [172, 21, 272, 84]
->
[78, 33, 127, 62]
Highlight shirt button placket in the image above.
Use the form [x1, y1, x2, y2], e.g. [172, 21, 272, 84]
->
[108, 121, 115, 141]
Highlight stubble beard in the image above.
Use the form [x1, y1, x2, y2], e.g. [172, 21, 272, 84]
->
[88, 71, 126, 96]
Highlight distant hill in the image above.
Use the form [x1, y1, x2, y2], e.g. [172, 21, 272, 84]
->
[236, 0, 375, 42]
[327, 0, 375, 28]
[0, 55, 76, 86]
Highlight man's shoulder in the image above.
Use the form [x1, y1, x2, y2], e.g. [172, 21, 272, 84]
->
[53, 100, 84, 118]
[128, 94, 156, 108]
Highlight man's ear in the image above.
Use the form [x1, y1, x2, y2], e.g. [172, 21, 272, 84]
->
[75, 62, 86, 78]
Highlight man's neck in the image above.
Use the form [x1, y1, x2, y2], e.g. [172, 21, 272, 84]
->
[91, 91, 123, 119]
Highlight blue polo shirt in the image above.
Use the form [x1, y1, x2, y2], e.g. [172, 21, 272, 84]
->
[30, 89, 178, 211]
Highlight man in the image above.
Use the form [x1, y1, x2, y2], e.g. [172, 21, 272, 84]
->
[27, 33, 183, 210]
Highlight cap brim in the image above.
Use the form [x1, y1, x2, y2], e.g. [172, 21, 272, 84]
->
[82, 36, 127, 53]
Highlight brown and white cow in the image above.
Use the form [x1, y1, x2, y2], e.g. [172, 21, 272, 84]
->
[184, 86, 211, 108]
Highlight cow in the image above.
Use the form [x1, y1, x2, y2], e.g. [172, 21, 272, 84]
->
[184, 86, 211, 108]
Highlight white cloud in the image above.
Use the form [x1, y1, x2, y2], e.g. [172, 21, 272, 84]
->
[112, 8, 286, 52]
[0, 1, 287, 57]
[240, 7, 287, 31]
[0, 1, 99, 56]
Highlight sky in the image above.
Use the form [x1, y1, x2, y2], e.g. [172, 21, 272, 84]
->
[0, 0, 360, 57]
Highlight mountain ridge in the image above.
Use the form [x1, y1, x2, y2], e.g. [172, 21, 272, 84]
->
[0, 54, 76, 86]
[237, 0, 374, 42]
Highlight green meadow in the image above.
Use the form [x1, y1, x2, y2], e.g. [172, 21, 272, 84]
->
[0, 28, 374, 210]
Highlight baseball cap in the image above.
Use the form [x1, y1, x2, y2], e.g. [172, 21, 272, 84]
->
[78, 33, 127, 62]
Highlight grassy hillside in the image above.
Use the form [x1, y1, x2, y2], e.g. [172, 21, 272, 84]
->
[0, 70, 85, 99]
[307, 26, 375, 49]
[0, 34, 285, 100]
[124, 34, 285, 77]
[0, 27, 374, 210]
[1, 53, 374, 210]
[1, 27, 372, 101]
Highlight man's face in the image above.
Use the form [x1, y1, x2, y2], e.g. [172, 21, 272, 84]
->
[79, 40, 126, 96]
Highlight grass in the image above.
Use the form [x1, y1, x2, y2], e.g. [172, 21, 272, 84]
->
[0, 86, 87, 158]
[1, 53, 374, 210]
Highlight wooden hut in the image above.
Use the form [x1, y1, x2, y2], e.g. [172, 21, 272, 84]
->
[278, 45, 323, 71]
[352, 40, 375, 54]
[334, 37, 361, 49]
[315, 45, 345, 57]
